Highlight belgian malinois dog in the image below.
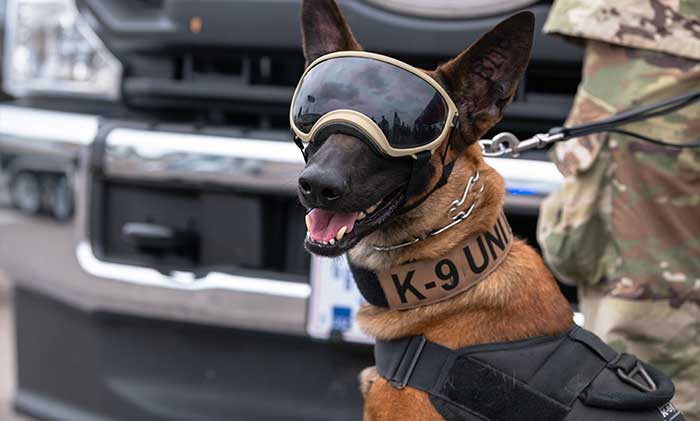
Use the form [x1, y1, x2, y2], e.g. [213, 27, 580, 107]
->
[293, 1, 678, 420]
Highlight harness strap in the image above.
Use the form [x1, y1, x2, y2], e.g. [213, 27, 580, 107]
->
[376, 332, 572, 421]
[528, 329, 609, 406]
[568, 324, 618, 362]
[375, 326, 679, 421]
[375, 335, 452, 392]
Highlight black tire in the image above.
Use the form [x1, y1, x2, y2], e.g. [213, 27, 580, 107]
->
[10, 171, 41, 215]
[49, 175, 73, 220]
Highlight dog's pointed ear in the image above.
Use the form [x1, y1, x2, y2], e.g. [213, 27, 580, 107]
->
[438, 12, 535, 141]
[301, 0, 362, 67]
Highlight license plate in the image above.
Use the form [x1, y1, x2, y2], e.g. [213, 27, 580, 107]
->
[307, 255, 372, 344]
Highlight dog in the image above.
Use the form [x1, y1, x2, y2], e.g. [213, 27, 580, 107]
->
[294, 2, 681, 420]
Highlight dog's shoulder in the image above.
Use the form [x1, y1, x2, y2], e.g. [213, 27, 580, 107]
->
[363, 376, 443, 421]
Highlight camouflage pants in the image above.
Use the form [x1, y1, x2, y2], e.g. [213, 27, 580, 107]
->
[538, 40, 700, 418]
[580, 289, 700, 420]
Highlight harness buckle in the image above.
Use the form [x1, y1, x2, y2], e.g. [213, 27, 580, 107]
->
[617, 361, 657, 393]
[389, 336, 427, 390]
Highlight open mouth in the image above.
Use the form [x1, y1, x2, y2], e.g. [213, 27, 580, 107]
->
[304, 188, 404, 256]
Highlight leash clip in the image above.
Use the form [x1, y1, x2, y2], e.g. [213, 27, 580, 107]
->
[481, 132, 521, 157]
[479, 132, 564, 158]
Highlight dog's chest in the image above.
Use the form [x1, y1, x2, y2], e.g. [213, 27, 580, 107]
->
[364, 378, 443, 421]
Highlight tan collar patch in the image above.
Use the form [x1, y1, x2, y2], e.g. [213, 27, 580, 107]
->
[375, 213, 513, 310]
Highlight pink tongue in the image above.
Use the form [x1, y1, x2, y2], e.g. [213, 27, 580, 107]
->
[308, 209, 358, 243]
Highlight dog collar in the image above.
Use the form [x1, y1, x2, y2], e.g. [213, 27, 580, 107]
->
[373, 168, 482, 252]
[350, 212, 513, 310]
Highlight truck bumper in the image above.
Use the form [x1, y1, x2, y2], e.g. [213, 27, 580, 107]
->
[0, 104, 563, 420]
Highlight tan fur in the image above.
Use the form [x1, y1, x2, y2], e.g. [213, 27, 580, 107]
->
[298, 4, 571, 419]
[348, 143, 498, 271]
[352, 135, 573, 421]
[359, 366, 379, 397]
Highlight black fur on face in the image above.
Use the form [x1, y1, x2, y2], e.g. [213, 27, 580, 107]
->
[297, 0, 535, 257]
[299, 134, 435, 256]
[299, 134, 411, 213]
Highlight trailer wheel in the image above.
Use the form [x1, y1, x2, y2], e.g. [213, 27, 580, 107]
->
[49, 175, 74, 220]
[11, 171, 41, 214]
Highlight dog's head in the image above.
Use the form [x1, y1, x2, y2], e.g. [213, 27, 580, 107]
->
[297, 0, 534, 257]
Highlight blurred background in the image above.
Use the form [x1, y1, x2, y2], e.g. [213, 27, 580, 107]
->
[0, 0, 582, 420]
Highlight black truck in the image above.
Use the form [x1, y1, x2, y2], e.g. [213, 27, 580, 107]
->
[0, 1, 581, 419]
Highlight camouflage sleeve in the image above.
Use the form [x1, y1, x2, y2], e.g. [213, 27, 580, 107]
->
[538, 40, 700, 301]
[537, 148, 616, 287]
[544, 0, 700, 61]
[549, 88, 613, 177]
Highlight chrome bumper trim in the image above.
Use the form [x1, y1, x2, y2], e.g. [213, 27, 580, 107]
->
[76, 242, 311, 298]
[0, 106, 563, 197]
[103, 126, 563, 196]
[0, 105, 564, 309]
[104, 128, 304, 193]
[0, 104, 99, 145]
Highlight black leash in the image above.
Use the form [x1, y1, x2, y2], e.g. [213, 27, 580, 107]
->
[551, 90, 700, 147]
[482, 90, 700, 157]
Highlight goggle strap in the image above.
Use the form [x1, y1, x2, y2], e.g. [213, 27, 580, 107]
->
[398, 157, 455, 217]
[396, 150, 433, 216]
[292, 135, 308, 162]
[397, 118, 460, 216]
[315, 122, 390, 157]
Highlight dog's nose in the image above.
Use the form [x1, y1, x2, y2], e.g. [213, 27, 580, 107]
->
[298, 167, 346, 205]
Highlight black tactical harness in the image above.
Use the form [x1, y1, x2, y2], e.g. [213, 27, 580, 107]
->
[375, 326, 683, 421]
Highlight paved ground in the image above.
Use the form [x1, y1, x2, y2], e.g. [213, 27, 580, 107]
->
[0, 175, 31, 420]
[0, 273, 30, 421]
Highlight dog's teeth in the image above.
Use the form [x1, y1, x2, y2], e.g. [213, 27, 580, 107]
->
[336, 226, 347, 241]
[366, 203, 380, 214]
[305, 214, 311, 230]
[357, 211, 366, 220]
[329, 238, 336, 245]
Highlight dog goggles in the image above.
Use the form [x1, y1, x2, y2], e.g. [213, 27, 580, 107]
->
[290, 51, 459, 158]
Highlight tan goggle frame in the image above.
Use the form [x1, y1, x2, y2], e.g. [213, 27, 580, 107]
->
[289, 51, 459, 159]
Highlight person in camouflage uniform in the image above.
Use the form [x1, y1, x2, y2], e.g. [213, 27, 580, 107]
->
[537, 0, 700, 418]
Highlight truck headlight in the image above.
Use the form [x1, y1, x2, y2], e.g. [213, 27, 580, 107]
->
[3, 0, 122, 99]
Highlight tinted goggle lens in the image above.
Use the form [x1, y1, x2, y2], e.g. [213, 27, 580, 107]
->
[292, 56, 448, 149]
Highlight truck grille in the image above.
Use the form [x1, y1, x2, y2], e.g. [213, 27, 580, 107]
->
[91, 176, 310, 280]
[78, 0, 582, 137]
[123, 50, 305, 129]
[123, 49, 579, 137]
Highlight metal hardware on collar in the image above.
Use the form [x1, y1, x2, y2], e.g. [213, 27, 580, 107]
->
[480, 132, 565, 158]
[448, 170, 480, 218]
[373, 170, 483, 252]
[617, 362, 658, 393]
